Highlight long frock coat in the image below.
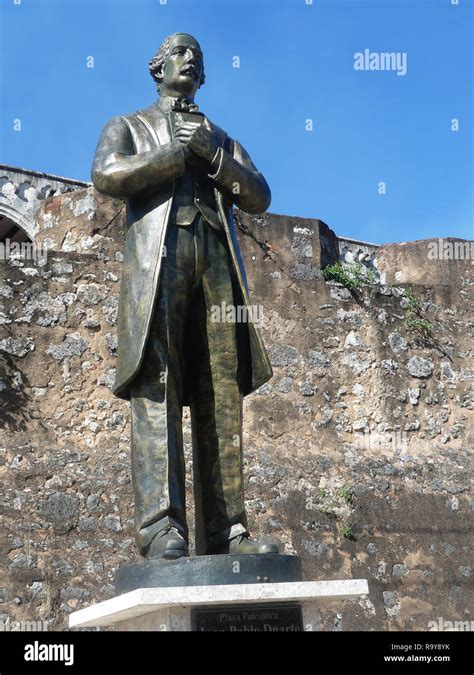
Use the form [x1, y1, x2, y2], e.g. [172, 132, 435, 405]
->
[92, 102, 273, 401]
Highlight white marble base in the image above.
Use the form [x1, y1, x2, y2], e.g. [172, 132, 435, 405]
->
[69, 579, 369, 631]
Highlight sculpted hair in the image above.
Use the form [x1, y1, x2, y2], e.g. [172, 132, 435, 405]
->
[149, 33, 206, 91]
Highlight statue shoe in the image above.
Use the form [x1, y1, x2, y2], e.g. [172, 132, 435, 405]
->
[213, 534, 279, 555]
[146, 527, 188, 560]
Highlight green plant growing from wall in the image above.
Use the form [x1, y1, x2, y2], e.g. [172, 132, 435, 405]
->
[323, 262, 377, 290]
[402, 287, 433, 334]
[340, 485, 354, 504]
[338, 523, 356, 541]
[309, 485, 357, 541]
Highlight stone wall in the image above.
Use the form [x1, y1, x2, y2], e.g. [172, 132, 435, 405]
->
[0, 185, 472, 631]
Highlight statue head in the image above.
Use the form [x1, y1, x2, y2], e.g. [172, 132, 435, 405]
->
[149, 33, 205, 99]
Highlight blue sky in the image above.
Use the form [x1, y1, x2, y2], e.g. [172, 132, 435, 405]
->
[0, 0, 472, 244]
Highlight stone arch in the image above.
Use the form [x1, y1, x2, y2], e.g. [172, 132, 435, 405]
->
[0, 204, 35, 242]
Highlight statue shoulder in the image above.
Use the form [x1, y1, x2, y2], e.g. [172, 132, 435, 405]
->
[99, 105, 161, 143]
[99, 111, 137, 138]
[116, 103, 165, 127]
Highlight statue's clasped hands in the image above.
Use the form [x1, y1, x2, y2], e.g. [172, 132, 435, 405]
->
[174, 121, 220, 164]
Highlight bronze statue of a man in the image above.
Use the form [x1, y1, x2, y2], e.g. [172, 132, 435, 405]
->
[92, 33, 278, 560]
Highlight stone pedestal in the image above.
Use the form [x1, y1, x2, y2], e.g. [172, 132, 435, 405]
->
[70, 577, 369, 631]
[70, 554, 368, 631]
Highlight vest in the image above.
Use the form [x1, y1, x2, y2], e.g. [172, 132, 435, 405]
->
[169, 111, 223, 231]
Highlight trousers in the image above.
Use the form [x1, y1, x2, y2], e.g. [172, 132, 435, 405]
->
[130, 213, 249, 555]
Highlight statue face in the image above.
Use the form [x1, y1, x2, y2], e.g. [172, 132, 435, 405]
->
[160, 34, 204, 99]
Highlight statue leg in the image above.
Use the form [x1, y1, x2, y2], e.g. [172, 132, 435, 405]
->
[130, 224, 194, 557]
[186, 219, 249, 554]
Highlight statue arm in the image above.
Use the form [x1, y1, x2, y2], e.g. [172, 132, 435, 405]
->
[208, 138, 271, 214]
[91, 116, 185, 198]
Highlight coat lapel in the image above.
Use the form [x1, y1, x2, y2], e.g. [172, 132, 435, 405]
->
[137, 104, 172, 147]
